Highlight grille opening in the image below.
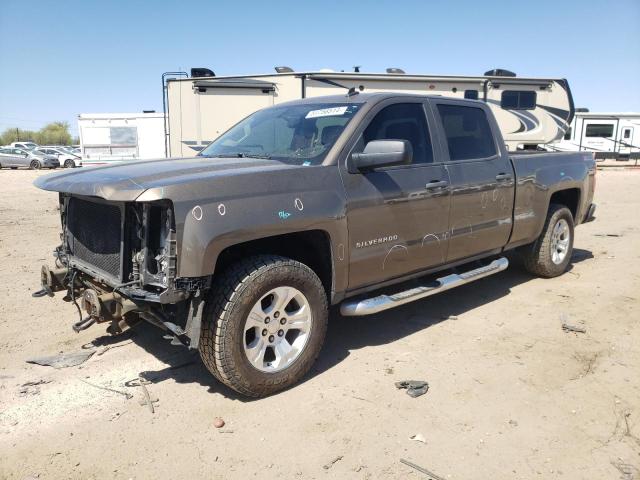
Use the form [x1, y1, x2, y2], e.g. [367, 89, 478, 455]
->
[66, 197, 122, 279]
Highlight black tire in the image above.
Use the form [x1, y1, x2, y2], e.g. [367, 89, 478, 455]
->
[199, 255, 328, 397]
[29, 160, 41, 170]
[521, 203, 574, 278]
[64, 159, 75, 168]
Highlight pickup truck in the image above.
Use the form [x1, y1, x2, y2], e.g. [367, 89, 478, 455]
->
[33, 93, 596, 397]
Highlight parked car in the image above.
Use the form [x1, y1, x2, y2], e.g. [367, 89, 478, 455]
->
[34, 93, 596, 397]
[0, 147, 59, 169]
[36, 147, 81, 168]
[10, 141, 39, 151]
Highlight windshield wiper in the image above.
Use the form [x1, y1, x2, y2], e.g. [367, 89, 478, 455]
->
[200, 152, 272, 159]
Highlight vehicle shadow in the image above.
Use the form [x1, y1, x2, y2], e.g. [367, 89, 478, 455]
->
[118, 249, 594, 401]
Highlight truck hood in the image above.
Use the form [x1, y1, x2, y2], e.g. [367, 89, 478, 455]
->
[33, 156, 296, 202]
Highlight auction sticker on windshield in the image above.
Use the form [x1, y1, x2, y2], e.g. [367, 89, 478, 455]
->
[305, 106, 349, 119]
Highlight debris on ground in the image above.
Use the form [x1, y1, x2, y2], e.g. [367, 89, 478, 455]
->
[323, 455, 343, 470]
[560, 313, 586, 334]
[19, 379, 52, 397]
[400, 458, 447, 480]
[138, 379, 157, 413]
[593, 233, 623, 237]
[80, 379, 133, 400]
[410, 433, 427, 443]
[562, 323, 587, 334]
[395, 380, 429, 398]
[213, 417, 225, 428]
[26, 350, 95, 369]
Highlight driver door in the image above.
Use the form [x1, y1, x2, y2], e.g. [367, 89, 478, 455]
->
[341, 99, 451, 290]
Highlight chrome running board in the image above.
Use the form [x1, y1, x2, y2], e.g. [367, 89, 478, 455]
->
[340, 257, 509, 316]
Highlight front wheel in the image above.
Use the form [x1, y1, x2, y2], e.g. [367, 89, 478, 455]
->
[64, 159, 75, 168]
[521, 203, 574, 278]
[199, 255, 328, 397]
[29, 160, 42, 170]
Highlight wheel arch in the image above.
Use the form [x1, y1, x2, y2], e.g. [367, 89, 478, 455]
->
[212, 230, 335, 300]
[549, 188, 581, 220]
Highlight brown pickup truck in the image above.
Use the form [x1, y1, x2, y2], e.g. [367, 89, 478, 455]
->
[34, 92, 596, 397]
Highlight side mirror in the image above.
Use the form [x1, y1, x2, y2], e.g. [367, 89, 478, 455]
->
[349, 139, 412, 173]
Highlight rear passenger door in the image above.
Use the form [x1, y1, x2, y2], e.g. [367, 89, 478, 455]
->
[342, 99, 451, 289]
[431, 99, 515, 262]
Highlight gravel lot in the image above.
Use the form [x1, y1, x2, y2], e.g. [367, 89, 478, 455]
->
[1, 168, 639, 479]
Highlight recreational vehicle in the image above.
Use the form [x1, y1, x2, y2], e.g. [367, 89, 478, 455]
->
[78, 112, 165, 165]
[546, 112, 640, 159]
[165, 68, 575, 157]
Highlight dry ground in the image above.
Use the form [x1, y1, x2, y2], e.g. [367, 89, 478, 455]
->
[0, 168, 639, 480]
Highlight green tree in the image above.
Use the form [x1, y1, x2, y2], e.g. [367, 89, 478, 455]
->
[0, 122, 72, 146]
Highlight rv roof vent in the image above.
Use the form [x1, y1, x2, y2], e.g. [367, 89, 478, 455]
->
[142, 110, 156, 113]
[576, 108, 590, 112]
[275, 66, 294, 73]
[191, 68, 215, 78]
[353, 65, 361, 72]
[386, 68, 405, 74]
[319, 68, 335, 73]
[484, 68, 516, 77]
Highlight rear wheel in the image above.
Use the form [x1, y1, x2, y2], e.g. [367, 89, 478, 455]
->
[29, 160, 41, 170]
[521, 203, 574, 278]
[64, 159, 75, 168]
[199, 255, 328, 397]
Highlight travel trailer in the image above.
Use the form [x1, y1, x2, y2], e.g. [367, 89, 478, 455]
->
[78, 112, 165, 165]
[164, 68, 575, 157]
[546, 112, 640, 159]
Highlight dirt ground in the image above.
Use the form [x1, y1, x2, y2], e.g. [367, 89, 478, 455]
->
[0, 168, 639, 480]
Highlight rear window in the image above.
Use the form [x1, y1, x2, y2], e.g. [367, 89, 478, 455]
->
[501, 90, 537, 110]
[437, 104, 497, 161]
[585, 124, 614, 138]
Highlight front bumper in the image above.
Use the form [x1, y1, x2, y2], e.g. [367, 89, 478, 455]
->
[583, 203, 596, 223]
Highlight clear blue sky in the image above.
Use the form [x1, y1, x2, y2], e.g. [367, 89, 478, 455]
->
[1, 0, 639, 137]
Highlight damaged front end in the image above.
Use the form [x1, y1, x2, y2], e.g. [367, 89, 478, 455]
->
[33, 194, 208, 348]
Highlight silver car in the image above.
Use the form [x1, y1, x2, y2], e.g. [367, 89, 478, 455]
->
[0, 147, 60, 169]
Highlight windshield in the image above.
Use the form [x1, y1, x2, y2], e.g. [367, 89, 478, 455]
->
[200, 103, 361, 165]
[22, 143, 37, 150]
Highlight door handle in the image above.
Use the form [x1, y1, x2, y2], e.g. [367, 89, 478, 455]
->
[425, 180, 449, 189]
[495, 173, 513, 181]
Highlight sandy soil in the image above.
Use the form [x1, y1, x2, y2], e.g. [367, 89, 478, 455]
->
[0, 169, 639, 480]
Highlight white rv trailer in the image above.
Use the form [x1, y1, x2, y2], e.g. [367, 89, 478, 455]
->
[546, 111, 640, 160]
[78, 112, 165, 165]
[165, 68, 575, 157]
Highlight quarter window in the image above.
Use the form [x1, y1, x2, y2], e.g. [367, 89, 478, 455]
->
[501, 90, 537, 110]
[437, 104, 497, 161]
[585, 124, 614, 138]
[362, 103, 433, 164]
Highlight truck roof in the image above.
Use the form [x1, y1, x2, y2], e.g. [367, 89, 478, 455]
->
[272, 91, 480, 108]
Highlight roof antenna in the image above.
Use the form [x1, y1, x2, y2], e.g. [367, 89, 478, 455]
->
[347, 87, 359, 97]
[353, 65, 361, 73]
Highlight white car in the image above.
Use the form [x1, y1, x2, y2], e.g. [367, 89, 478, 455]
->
[10, 141, 39, 151]
[37, 147, 81, 168]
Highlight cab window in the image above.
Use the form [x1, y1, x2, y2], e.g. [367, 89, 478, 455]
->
[361, 103, 433, 164]
[437, 104, 497, 161]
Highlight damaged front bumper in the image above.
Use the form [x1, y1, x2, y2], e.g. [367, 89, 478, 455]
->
[32, 262, 210, 349]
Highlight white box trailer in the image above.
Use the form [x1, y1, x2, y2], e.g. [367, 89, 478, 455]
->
[78, 112, 165, 165]
[165, 68, 575, 157]
[546, 112, 640, 159]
